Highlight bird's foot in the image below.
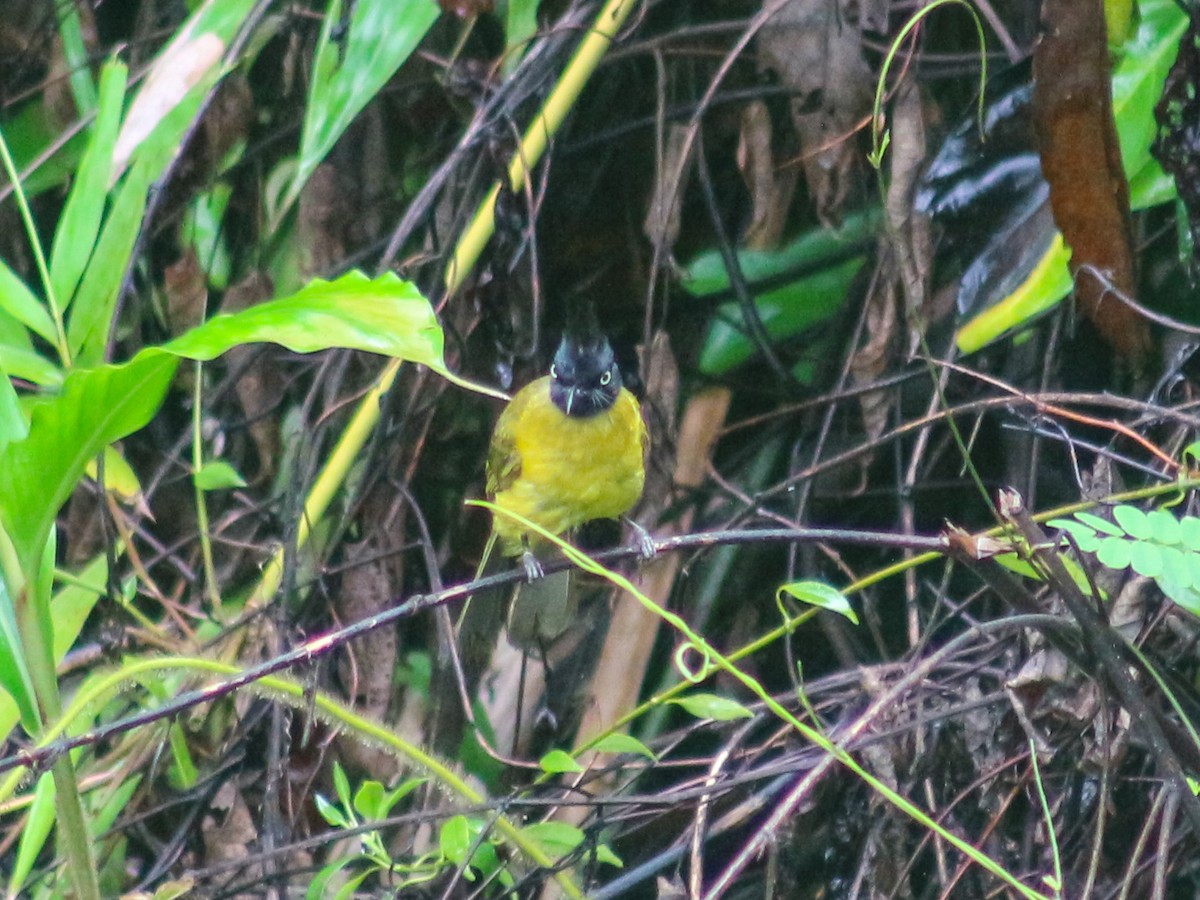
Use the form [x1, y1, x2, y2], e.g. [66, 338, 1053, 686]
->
[520, 550, 544, 582]
[625, 517, 657, 560]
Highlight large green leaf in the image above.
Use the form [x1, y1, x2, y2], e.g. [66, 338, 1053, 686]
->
[0, 271, 444, 579]
[277, 0, 440, 226]
[956, 0, 1186, 353]
[688, 209, 880, 374]
[164, 271, 444, 363]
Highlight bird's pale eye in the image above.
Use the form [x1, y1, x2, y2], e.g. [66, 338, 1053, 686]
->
[550, 364, 558, 379]
[600, 370, 612, 386]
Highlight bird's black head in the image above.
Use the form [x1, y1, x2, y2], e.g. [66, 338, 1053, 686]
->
[549, 335, 623, 418]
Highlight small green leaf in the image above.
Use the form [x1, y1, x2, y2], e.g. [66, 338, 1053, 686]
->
[1095, 536, 1132, 570]
[194, 460, 247, 491]
[591, 732, 657, 761]
[1113, 505, 1151, 539]
[1160, 546, 1190, 590]
[332, 761, 352, 808]
[673, 693, 754, 721]
[0, 260, 56, 344]
[1076, 511, 1123, 536]
[314, 793, 348, 829]
[353, 780, 384, 820]
[1128, 540, 1163, 578]
[379, 777, 425, 816]
[1052, 520, 1101, 553]
[0, 368, 26, 446]
[521, 821, 585, 858]
[10, 772, 55, 897]
[1148, 509, 1182, 545]
[594, 843, 624, 868]
[439, 814, 472, 864]
[539, 749, 584, 774]
[1182, 516, 1200, 551]
[777, 580, 859, 624]
[1159, 577, 1200, 617]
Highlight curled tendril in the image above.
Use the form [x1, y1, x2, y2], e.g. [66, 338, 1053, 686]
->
[674, 642, 714, 684]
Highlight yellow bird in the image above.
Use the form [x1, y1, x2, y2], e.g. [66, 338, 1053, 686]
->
[485, 333, 648, 647]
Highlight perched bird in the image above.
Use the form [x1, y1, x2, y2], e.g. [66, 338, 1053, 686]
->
[484, 332, 648, 647]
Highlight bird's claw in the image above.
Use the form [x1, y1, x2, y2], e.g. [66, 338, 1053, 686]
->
[520, 550, 544, 582]
[627, 518, 657, 560]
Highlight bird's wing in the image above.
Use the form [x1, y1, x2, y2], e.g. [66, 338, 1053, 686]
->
[485, 386, 530, 497]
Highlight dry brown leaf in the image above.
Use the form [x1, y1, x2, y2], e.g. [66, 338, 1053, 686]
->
[1033, 0, 1149, 360]
[113, 30, 226, 179]
[737, 100, 798, 250]
[643, 123, 695, 263]
[163, 248, 208, 336]
[758, 0, 872, 224]
[223, 272, 283, 482]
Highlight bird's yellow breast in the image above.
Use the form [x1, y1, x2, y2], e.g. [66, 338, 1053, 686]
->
[487, 376, 646, 555]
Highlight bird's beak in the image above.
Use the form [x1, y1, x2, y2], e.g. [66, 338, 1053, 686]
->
[565, 387, 576, 416]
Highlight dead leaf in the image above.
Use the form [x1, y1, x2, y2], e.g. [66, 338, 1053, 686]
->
[222, 272, 283, 482]
[643, 123, 695, 263]
[758, 0, 872, 224]
[163, 248, 208, 336]
[1033, 0, 1150, 360]
[113, 30, 226, 180]
[737, 100, 798, 250]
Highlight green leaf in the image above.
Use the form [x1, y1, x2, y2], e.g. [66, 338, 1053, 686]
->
[778, 580, 859, 624]
[279, 0, 440, 226]
[314, 793, 349, 829]
[439, 814, 472, 864]
[0, 553, 106, 743]
[1159, 574, 1200, 617]
[1049, 518, 1101, 553]
[1095, 536, 1132, 570]
[66, 158, 154, 364]
[1160, 546, 1191, 593]
[49, 61, 127, 311]
[0, 271, 446, 580]
[1128, 540, 1163, 578]
[332, 761, 352, 808]
[0, 367, 26, 446]
[194, 460, 247, 491]
[165, 271, 445, 366]
[699, 257, 865, 375]
[378, 776, 425, 816]
[1147, 509, 1182, 545]
[521, 821, 585, 858]
[0, 351, 177, 578]
[590, 732, 657, 761]
[9, 772, 55, 897]
[539, 749, 584, 774]
[0, 259, 56, 345]
[594, 842, 624, 868]
[1113, 505, 1151, 539]
[504, 0, 540, 72]
[1182, 516, 1200, 552]
[1076, 511, 1123, 536]
[168, 721, 199, 789]
[672, 692, 754, 721]
[955, 0, 1187, 354]
[1187, 551, 1200, 590]
[0, 343, 62, 388]
[352, 780, 384, 820]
